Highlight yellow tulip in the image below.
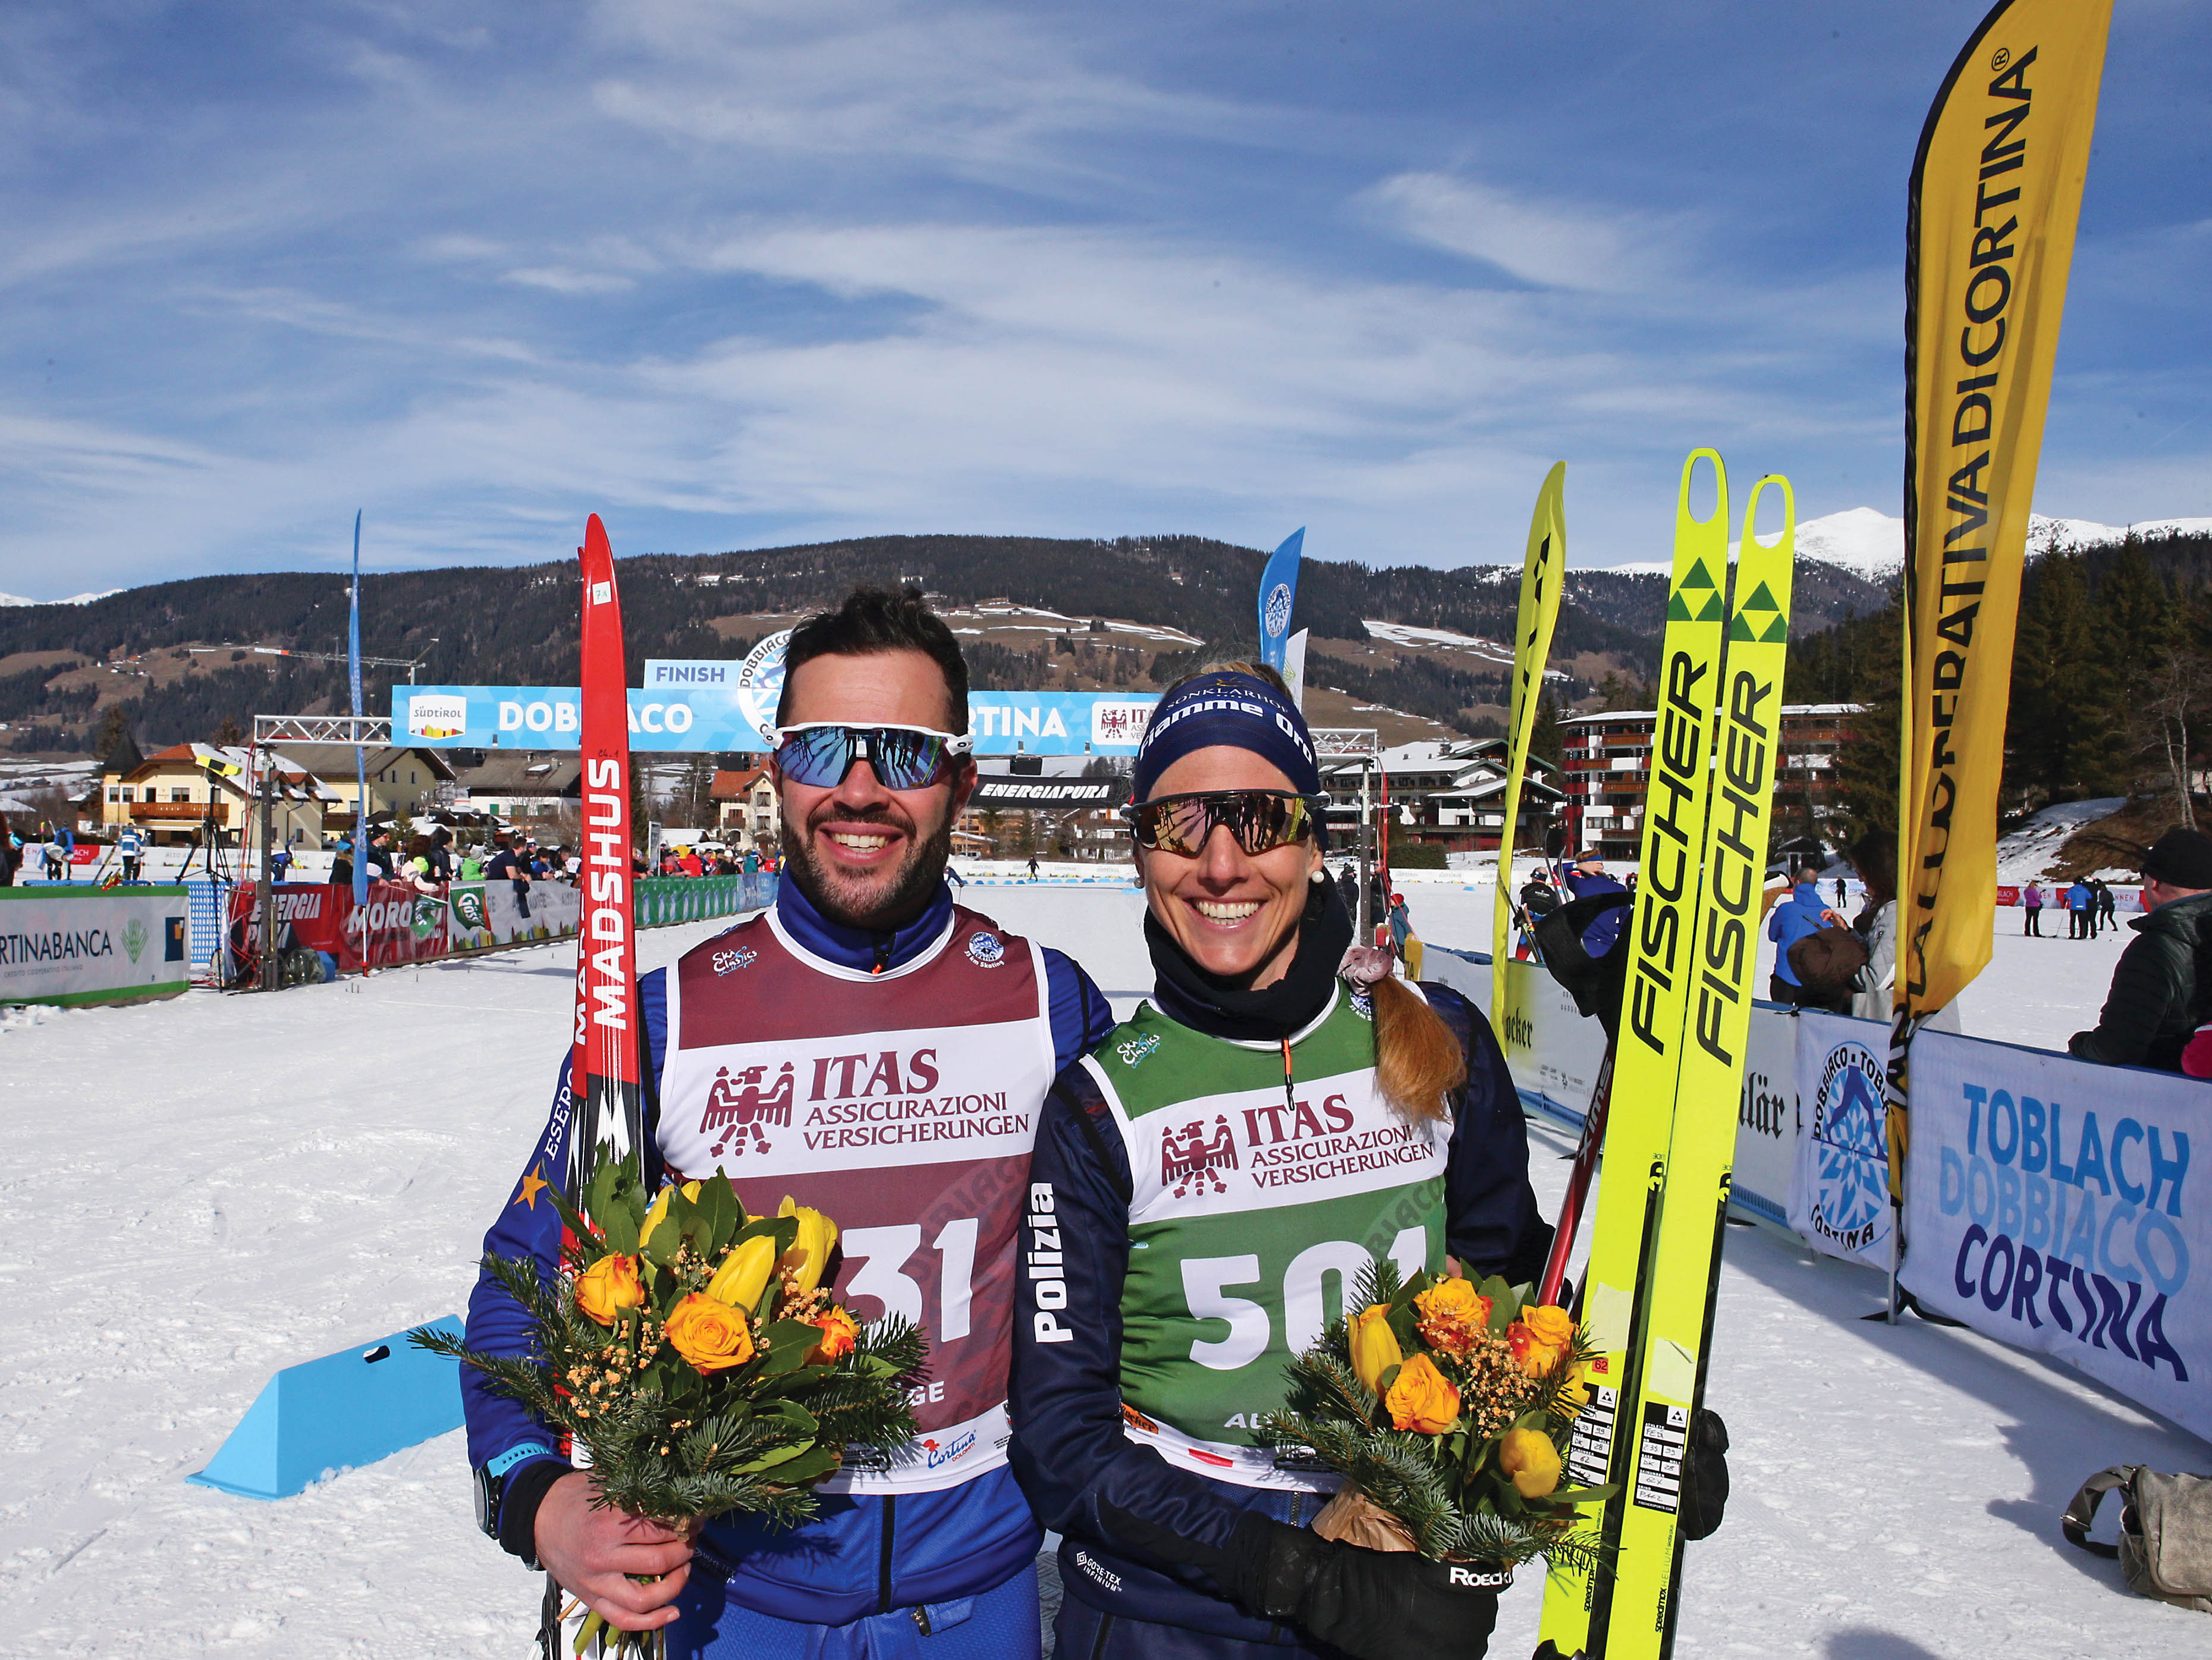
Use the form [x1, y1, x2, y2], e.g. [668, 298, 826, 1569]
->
[777, 1196, 840, 1294]
[639, 1179, 702, 1252]
[1498, 1427, 1563, 1498]
[1349, 1303, 1403, 1396]
[705, 1234, 778, 1312]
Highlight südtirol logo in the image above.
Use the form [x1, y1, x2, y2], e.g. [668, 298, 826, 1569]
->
[1162, 1115, 1238, 1197]
[702, 1062, 796, 1157]
[121, 918, 147, 963]
[1808, 1040, 1889, 1253]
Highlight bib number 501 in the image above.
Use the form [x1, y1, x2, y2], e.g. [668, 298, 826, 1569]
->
[1181, 1228, 1427, 1370]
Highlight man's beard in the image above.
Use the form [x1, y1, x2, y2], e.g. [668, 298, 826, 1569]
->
[781, 807, 953, 931]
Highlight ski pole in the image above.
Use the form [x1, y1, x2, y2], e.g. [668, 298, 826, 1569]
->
[1538, 1041, 1614, 1307]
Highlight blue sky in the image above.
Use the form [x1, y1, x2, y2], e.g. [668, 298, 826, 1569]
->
[0, 0, 2204, 595]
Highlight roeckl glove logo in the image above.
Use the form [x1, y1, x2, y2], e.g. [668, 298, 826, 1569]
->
[1447, 1563, 1511, 1589]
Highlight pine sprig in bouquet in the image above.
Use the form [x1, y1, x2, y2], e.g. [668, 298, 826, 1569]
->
[412, 1157, 926, 1654]
[1258, 1260, 1613, 1574]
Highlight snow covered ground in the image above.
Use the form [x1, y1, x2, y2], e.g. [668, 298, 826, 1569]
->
[4, 887, 2204, 1657]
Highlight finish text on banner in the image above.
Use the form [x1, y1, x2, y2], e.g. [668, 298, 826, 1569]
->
[1900, 1030, 2201, 1441]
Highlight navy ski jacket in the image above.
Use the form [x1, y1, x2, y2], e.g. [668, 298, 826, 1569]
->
[1007, 981, 1549, 1640]
[461, 877, 1115, 1626]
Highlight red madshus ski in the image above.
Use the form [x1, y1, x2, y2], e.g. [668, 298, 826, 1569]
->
[570, 513, 644, 1198]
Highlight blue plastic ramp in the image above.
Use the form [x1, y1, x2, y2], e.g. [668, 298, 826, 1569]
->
[188, 1316, 466, 1499]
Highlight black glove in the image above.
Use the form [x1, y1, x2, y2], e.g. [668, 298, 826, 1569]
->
[1676, 1407, 1730, 1542]
[1098, 1501, 1501, 1660]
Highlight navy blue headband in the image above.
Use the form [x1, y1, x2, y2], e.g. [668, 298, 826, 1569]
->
[1133, 671, 1322, 802]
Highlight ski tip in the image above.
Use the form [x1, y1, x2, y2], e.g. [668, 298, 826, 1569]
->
[585, 513, 611, 555]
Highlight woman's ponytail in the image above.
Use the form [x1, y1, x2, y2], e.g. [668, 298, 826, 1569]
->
[1369, 975, 1465, 1121]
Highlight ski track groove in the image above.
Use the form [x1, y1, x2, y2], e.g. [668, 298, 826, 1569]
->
[4, 892, 2204, 1655]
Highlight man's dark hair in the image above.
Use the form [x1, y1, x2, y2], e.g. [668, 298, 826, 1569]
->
[775, 586, 969, 735]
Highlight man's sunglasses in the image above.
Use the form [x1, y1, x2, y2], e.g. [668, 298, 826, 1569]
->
[771, 723, 974, 791]
[1125, 790, 1326, 857]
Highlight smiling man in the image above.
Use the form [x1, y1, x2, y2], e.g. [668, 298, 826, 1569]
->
[459, 588, 1114, 1659]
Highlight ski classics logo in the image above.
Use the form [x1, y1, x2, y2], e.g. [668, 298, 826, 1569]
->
[121, 918, 147, 963]
[1116, 1033, 1161, 1066]
[1350, 988, 1374, 1022]
[1162, 1115, 1239, 1198]
[712, 946, 757, 975]
[965, 931, 1005, 968]
[1262, 582, 1294, 639]
[1807, 1040, 1889, 1253]
[406, 692, 469, 741]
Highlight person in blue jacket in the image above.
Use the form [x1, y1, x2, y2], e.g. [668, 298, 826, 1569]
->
[460, 589, 1114, 1659]
[1556, 856, 1629, 960]
[2066, 877, 2095, 940]
[1765, 866, 1843, 1008]
[1006, 667, 1730, 1658]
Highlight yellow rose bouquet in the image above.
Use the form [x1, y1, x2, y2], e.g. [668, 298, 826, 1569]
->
[411, 1156, 925, 1656]
[1258, 1260, 1611, 1573]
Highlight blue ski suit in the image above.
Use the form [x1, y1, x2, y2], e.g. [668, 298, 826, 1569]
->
[460, 877, 1114, 1653]
[1765, 881, 1828, 989]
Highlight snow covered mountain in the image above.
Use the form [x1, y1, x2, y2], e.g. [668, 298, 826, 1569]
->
[0, 588, 120, 607]
[1612, 507, 2212, 581]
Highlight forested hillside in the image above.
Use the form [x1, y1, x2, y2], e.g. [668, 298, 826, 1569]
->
[0, 530, 1887, 756]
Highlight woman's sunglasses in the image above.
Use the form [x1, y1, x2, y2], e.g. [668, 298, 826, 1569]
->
[1125, 790, 1326, 857]
[772, 723, 974, 791]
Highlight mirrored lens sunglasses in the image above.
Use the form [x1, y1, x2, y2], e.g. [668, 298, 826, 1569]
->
[1125, 790, 1325, 856]
[771, 723, 974, 791]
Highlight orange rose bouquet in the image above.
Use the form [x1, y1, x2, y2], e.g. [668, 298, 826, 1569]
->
[411, 1156, 924, 1656]
[1259, 1261, 1611, 1573]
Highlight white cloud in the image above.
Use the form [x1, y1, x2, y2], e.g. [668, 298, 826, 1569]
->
[1360, 171, 1669, 294]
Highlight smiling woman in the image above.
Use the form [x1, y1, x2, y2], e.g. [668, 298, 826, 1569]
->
[1007, 660, 1557, 1660]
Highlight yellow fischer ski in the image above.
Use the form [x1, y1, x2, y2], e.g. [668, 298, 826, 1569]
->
[1538, 452, 1730, 1658]
[1599, 478, 1795, 1660]
[1491, 460, 1568, 1007]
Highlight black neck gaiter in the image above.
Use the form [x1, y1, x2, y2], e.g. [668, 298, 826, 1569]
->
[1145, 870, 1353, 1043]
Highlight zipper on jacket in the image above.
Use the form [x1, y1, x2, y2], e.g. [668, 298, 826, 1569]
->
[877, 1495, 897, 1614]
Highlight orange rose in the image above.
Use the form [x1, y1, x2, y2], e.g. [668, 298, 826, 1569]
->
[807, 1306, 860, 1364]
[1498, 1426, 1563, 1498]
[1520, 1304, 1575, 1348]
[573, 1254, 646, 1325]
[1384, 1353, 1461, 1435]
[1507, 1320, 1567, 1377]
[1413, 1276, 1494, 1356]
[665, 1292, 756, 1374]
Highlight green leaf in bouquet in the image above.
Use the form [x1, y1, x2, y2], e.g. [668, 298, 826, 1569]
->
[758, 1319, 827, 1376]
[731, 1441, 816, 1474]
[1484, 1281, 1523, 1333]
[762, 1445, 845, 1486]
[694, 1175, 743, 1254]
[1375, 1361, 1402, 1398]
[598, 1198, 643, 1259]
[1542, 1483, 1619, 1506]
[763, 1399, 821, 1437]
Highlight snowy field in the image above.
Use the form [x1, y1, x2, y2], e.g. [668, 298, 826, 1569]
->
[4, 886, 2204, 1656]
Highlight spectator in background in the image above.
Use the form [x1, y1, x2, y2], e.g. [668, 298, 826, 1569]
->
[0, 814, 17, 886]
[457, 840, 485, 881]
[428, 827, 455, 881]
[2097, 877, 2118, 931]
[1386, 890, 1411, 957]
[1559, 856, 1630, 961]
[487, 831, 531, 918]
[117, 824, 144, 883]
[2022, 880, 2044, 936]
[331, 836, 355, 890]
[679, 843, 704, 879]
[1834, 874, 1847, 908]
[1765, 864, 1845, 1008]
[1847, 833, 1897, 1022]
[2066, 877, 2094, 939]
[2070, 829, 2212, 1072]
[742, 847, 760, 876]
[271, 842, 293, 883]
[1026, 853, 1041, 881]
[366, 829, 397, 881]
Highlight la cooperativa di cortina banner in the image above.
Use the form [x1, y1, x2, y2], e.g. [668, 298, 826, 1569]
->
[1900, 1029, 2203, 1443]
[1896, 0, 2110, 1185]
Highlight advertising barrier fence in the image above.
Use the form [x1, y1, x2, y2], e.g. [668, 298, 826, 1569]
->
[1427, 943, 2205, 1441]
[0, 884, 192, 1006]
[225, 873, 774, 979]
